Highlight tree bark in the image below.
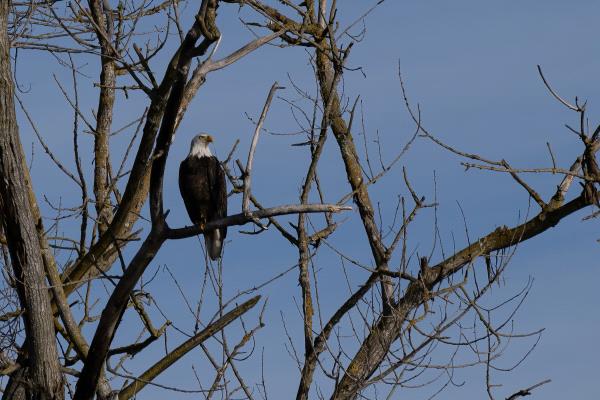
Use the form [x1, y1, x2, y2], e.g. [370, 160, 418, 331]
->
[0, 0, 64, 397]
[89, 0, 115, 235]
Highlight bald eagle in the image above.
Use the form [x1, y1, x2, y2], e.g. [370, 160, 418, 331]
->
[179, 134, 227, 260]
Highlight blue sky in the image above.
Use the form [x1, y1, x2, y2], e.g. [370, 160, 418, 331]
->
[11, 1, 600, 398]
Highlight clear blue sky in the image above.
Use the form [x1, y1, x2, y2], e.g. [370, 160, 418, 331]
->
[12, 1, 600, 398]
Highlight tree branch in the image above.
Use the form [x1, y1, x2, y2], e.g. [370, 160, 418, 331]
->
[167, 204, 351, 239]
[117, 296, 261, 400]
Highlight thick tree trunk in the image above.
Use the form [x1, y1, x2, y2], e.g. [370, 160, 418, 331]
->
[0, 0, 64, 398]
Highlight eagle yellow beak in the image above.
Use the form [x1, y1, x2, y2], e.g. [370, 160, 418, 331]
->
[206, 135, 214, 143]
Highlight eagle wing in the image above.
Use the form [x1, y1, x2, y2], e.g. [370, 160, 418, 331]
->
[206, 156, 227, 239]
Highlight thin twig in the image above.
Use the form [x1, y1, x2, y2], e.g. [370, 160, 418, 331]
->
[537, 65, 579, 111]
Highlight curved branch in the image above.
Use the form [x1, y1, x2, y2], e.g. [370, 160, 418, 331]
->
[506, 379, 551, 400]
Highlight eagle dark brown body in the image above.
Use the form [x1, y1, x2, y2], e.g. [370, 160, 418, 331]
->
[179, 150, 227, 260]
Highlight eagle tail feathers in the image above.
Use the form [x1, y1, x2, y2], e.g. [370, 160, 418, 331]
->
[204, 229, 223, 261]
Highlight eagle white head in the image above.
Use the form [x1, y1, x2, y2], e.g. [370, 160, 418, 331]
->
[188, 133, 214, 158]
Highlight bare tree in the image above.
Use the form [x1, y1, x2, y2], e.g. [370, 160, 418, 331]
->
[0, 0, 597, 399]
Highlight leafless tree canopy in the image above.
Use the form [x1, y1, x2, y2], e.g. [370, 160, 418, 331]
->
[0, 1, 597, 399]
